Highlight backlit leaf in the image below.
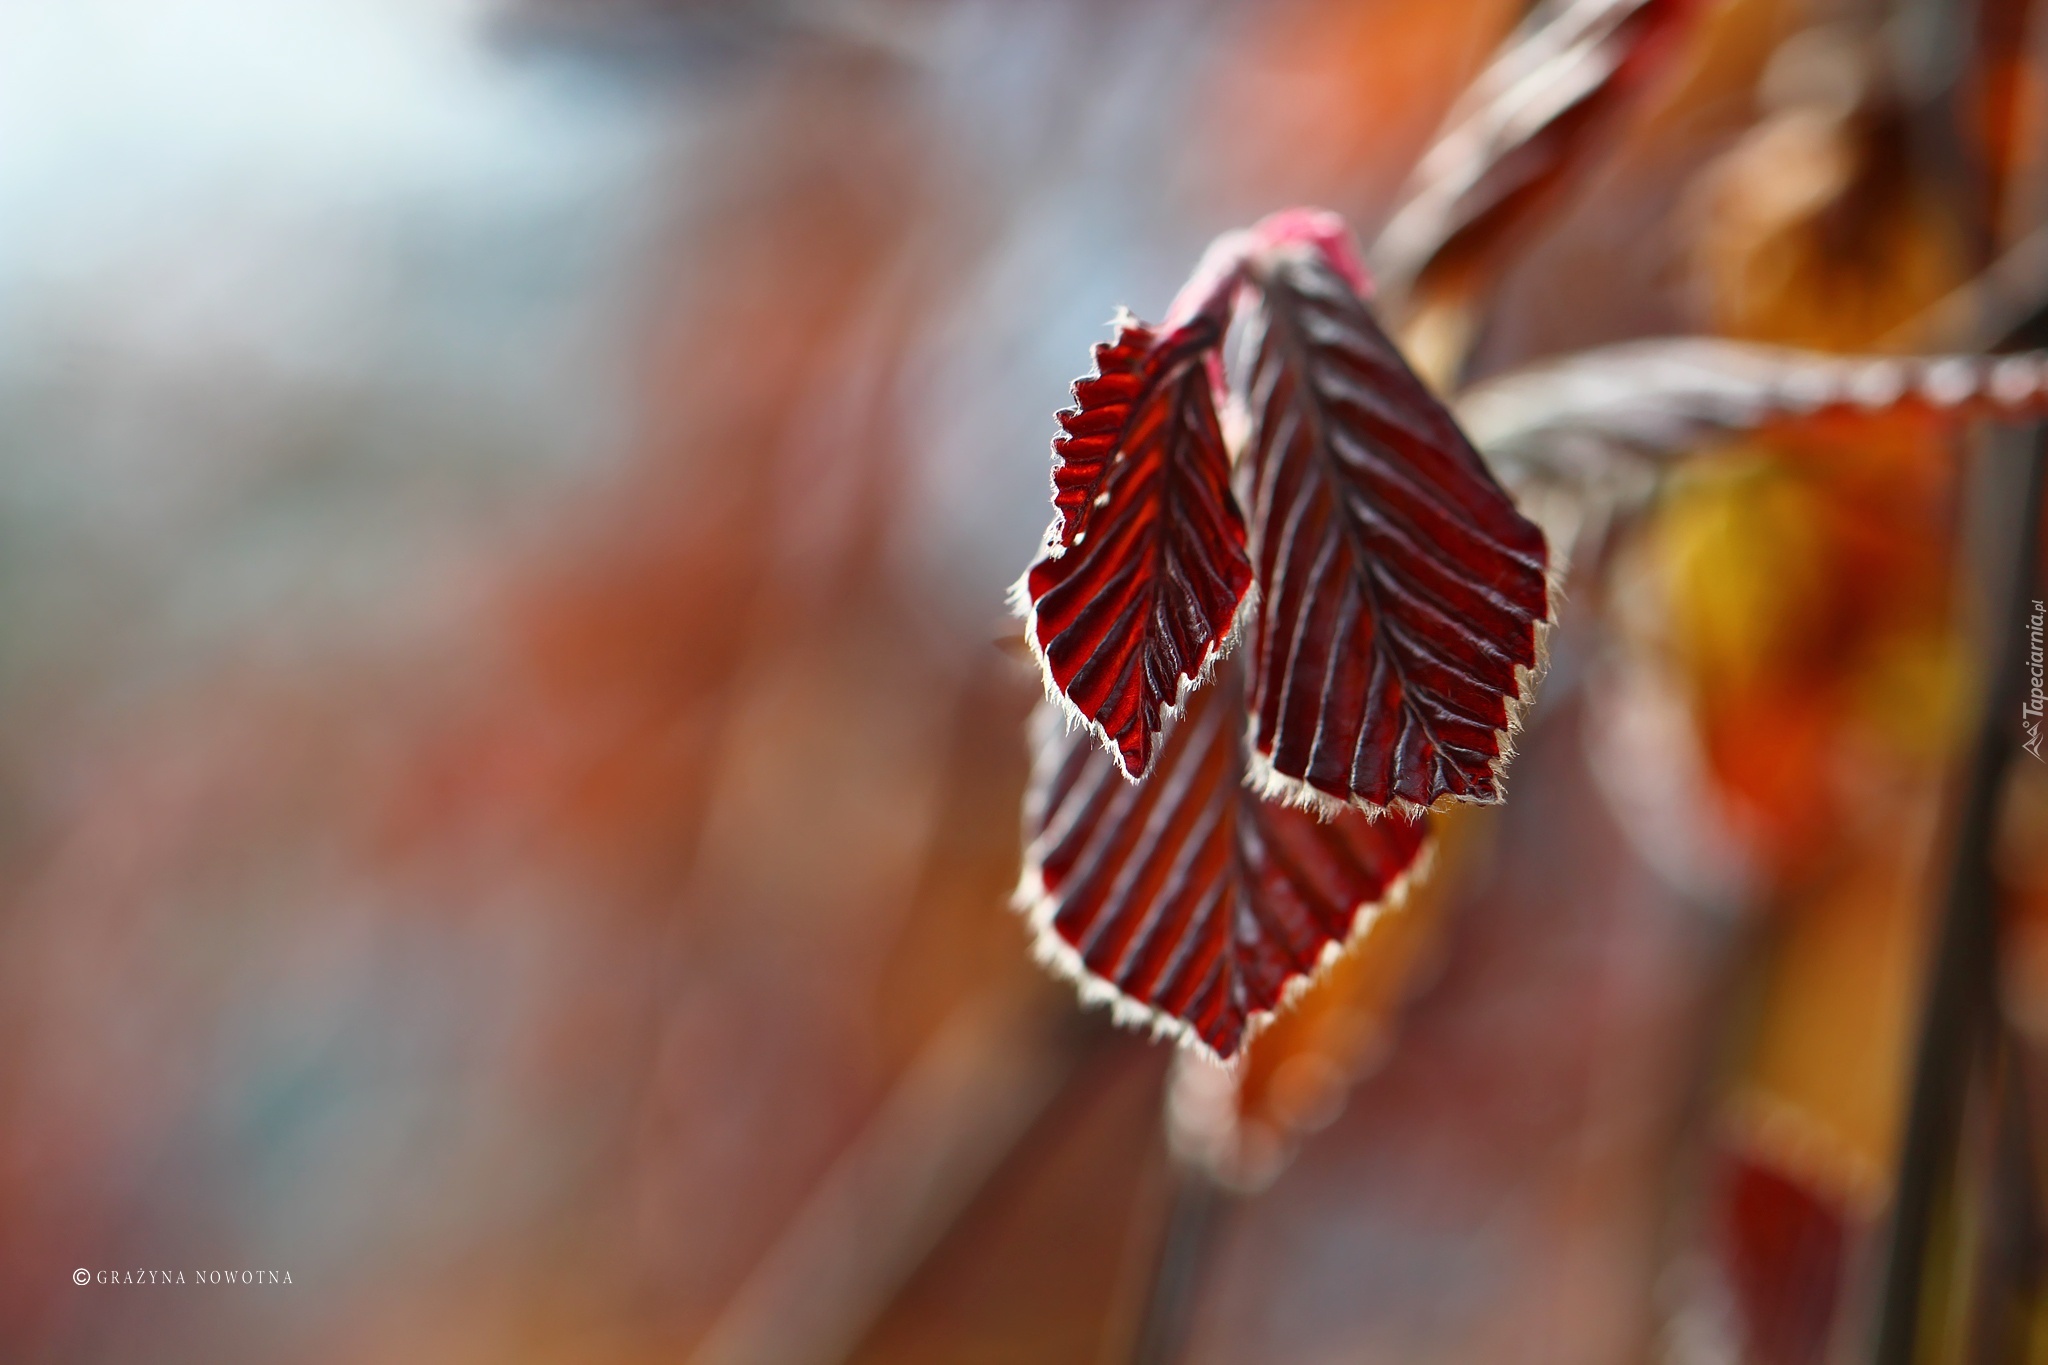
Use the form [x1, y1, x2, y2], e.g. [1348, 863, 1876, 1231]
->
[1237, 240, 1553, 816]
[1017, 313, 1253, 780]
[1016, 660, 1430, 1061]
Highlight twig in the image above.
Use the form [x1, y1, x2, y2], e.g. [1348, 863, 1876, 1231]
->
[1883, 224, 2048, 353]
[1126, 1165, 1225, 1365]
[1964, 1030, 2042, 1365]
[1871, 423, 2046, 1365]
[688, 993, 1074, 1365]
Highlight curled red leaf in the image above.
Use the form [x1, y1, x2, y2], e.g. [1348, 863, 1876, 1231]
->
[1017, 311, 1253, 780]
[1017, 660, 1431, 1061]
[1372, 0, 1704, 306]
[1238, 238, 1553, 816]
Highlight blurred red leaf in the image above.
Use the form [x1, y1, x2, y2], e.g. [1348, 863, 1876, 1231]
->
[1237, 239, 1552, 815]
[1372, 0, 1705, 307]
[1017, 660, 1430, 1060]
[1018, 312, 1253, 780]
[1721, 1156, 1847, 1365]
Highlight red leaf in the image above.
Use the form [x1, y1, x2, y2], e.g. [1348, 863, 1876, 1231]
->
[1017, 311, 1254, 780]
[1017, 659, 1431, 1060]
[1720, 1156, 1846, 1365]
[1238, 235, 1552, 816]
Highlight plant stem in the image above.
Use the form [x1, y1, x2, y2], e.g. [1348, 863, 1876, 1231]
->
[1871, 425, 2045, 1365]
[1127, 1165, 1224, 1365]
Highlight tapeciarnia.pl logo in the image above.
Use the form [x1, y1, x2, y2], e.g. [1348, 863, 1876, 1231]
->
[2027, 598, 2045, 761]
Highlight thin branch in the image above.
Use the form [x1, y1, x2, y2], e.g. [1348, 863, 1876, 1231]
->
[1871, 423, 2046, 1365]
[1126, 1165, 1226, 1365]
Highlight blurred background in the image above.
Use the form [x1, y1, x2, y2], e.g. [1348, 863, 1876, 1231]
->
[4, 0, 2048, 1362]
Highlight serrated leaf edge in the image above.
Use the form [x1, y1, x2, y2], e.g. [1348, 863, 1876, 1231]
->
[1011, 821, 1437, 1067]
[1007, 567, 1258, 783]
[1241, 560, 1563, 821]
